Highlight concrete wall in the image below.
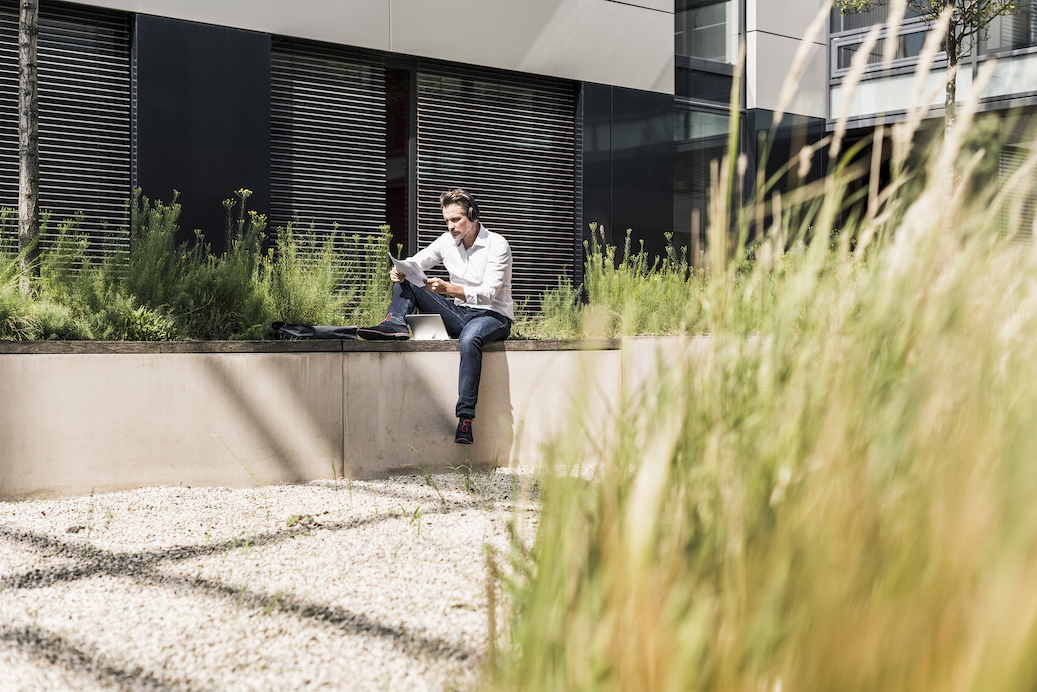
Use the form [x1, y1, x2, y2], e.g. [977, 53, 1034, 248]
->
[341, 345, 623, 478]
[0, 349, 345, 499]
[70, 0, 674, 94]
[746, 0, 828, 119]
[0, 339, 710, 499]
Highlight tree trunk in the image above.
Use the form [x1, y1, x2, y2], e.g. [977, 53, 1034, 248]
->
[18, 0, 40, 295]
[945, 19, 957, 137]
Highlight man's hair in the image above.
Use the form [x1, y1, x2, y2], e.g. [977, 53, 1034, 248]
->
[440, 188, 475, 218]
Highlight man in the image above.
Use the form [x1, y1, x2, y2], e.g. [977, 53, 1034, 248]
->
[358, 189, 514, 445]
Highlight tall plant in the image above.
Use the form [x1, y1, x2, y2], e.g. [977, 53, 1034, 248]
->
[491, 18, 1037, 692]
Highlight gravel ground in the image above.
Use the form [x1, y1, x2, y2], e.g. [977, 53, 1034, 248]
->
[0, 467, 538, 692]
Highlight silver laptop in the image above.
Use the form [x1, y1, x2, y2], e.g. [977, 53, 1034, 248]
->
[404, 314, 450, 340]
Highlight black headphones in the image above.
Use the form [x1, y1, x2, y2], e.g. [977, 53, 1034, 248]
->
[458, 190, 479, 222]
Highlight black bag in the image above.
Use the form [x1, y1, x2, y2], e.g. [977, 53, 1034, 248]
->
[273, 322, 358, 340]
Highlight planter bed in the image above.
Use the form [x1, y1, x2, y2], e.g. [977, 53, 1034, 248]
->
[1, 337, 705, 499]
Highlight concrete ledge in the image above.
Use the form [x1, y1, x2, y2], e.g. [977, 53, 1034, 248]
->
[0, 337, 695, 499]
[0, 340, 345, 354]
[0, 339, 623, 354]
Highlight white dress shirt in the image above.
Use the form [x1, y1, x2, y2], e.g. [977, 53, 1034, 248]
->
[408, 223, 514, 321]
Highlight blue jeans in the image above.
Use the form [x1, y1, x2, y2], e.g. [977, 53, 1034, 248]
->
[387, 281, 511, 419]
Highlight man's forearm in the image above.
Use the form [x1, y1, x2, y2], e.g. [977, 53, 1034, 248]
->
[424, 277, 466, 300]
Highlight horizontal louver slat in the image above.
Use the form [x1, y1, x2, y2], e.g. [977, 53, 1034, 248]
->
[0, 1, 130, 258]
[270, 38, 387, 289]
[999, 145, 1036, 254]
[416, 63, 576, 309]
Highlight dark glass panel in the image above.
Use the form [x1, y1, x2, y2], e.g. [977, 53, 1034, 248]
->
[136, 15, 271, 253]
[676, 67, 733, 103]
[673, 109, 729, 265]
[385, 67, 410, 257]
[610, 88, 674, 261]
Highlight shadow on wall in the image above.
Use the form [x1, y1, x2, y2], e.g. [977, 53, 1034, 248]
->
[0, 351, 351, 498]
[199, 353, 344, 486]
[342, 349, 514, 478]
[202, 348, 516, 483]
[0, 340, 637, 499]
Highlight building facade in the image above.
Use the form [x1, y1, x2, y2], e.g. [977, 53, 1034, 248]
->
[4, 1, 1034, 305]
[0, 0, 675, 306]
[829, 0, 1037, 243]
[678, 0, 1037, 254]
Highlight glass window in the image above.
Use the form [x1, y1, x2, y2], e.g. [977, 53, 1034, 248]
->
[830, 5, 921, 33]
[836, 31, 928, 69]
[675, 0, 737, 64]
[981, 0, 1037, 54]
[674, 109, 733, 265]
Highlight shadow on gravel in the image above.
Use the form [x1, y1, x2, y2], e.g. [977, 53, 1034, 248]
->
[0, 624, 197, 692]
[0, 510, 478, 687]
[334, 476, 514, 509]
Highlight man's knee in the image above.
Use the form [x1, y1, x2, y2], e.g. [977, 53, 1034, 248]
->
[395, 281, 414, 300]
[459, 329, 483, 353]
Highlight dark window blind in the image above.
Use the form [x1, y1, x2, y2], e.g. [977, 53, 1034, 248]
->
[0, 0, 131, 254]
[416, 63, 577, 308]
[999, 143, 1036, 254]
[270, 37, 386, 267]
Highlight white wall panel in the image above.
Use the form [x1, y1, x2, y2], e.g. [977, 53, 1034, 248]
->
[70, 0, 672, 93]
[829, 68, 971, 120]
[393, 0, 672, 93]
[606, 0, 671, 12]
[745, 0, 828, 118]
[69, 0, 392, 51]
[747, 30, 827, 118]
[747, 0, 829, 39]
[984, 51, 1037, 100]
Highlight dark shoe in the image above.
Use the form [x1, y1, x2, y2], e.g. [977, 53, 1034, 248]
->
[357, 319, 410, 340]
[455, 417, 474, 444]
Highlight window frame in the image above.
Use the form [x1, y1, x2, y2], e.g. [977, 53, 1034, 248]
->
[829, 17, 944, 84]
[674, 0, 744, 108]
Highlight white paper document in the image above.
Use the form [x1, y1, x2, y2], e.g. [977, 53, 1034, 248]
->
[389, 252, 428, 287]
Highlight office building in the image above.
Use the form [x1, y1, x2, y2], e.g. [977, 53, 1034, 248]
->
[2, 1, 1033, 305]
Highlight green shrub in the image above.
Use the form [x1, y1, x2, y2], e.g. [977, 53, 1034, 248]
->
[171, 190, 272, 339]
[0, 189, 396, 340]
[0, 280, 36, 339]
[0, 281, 92, 341]
[267, 220, 346, 326]
[264, 222, 393, 328]
[122, 189, 191, 311]
[527, 226, 757, 340]
[515, 272, 582, 340]
[344, 226, 395, 327]
[38, 212, 88, 303]
[583, 227, 706, 337]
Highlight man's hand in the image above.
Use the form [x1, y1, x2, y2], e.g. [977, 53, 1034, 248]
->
[424, 277, 448, 294]
[424, 277, 465, 299]
[390, 267, 405, 283]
